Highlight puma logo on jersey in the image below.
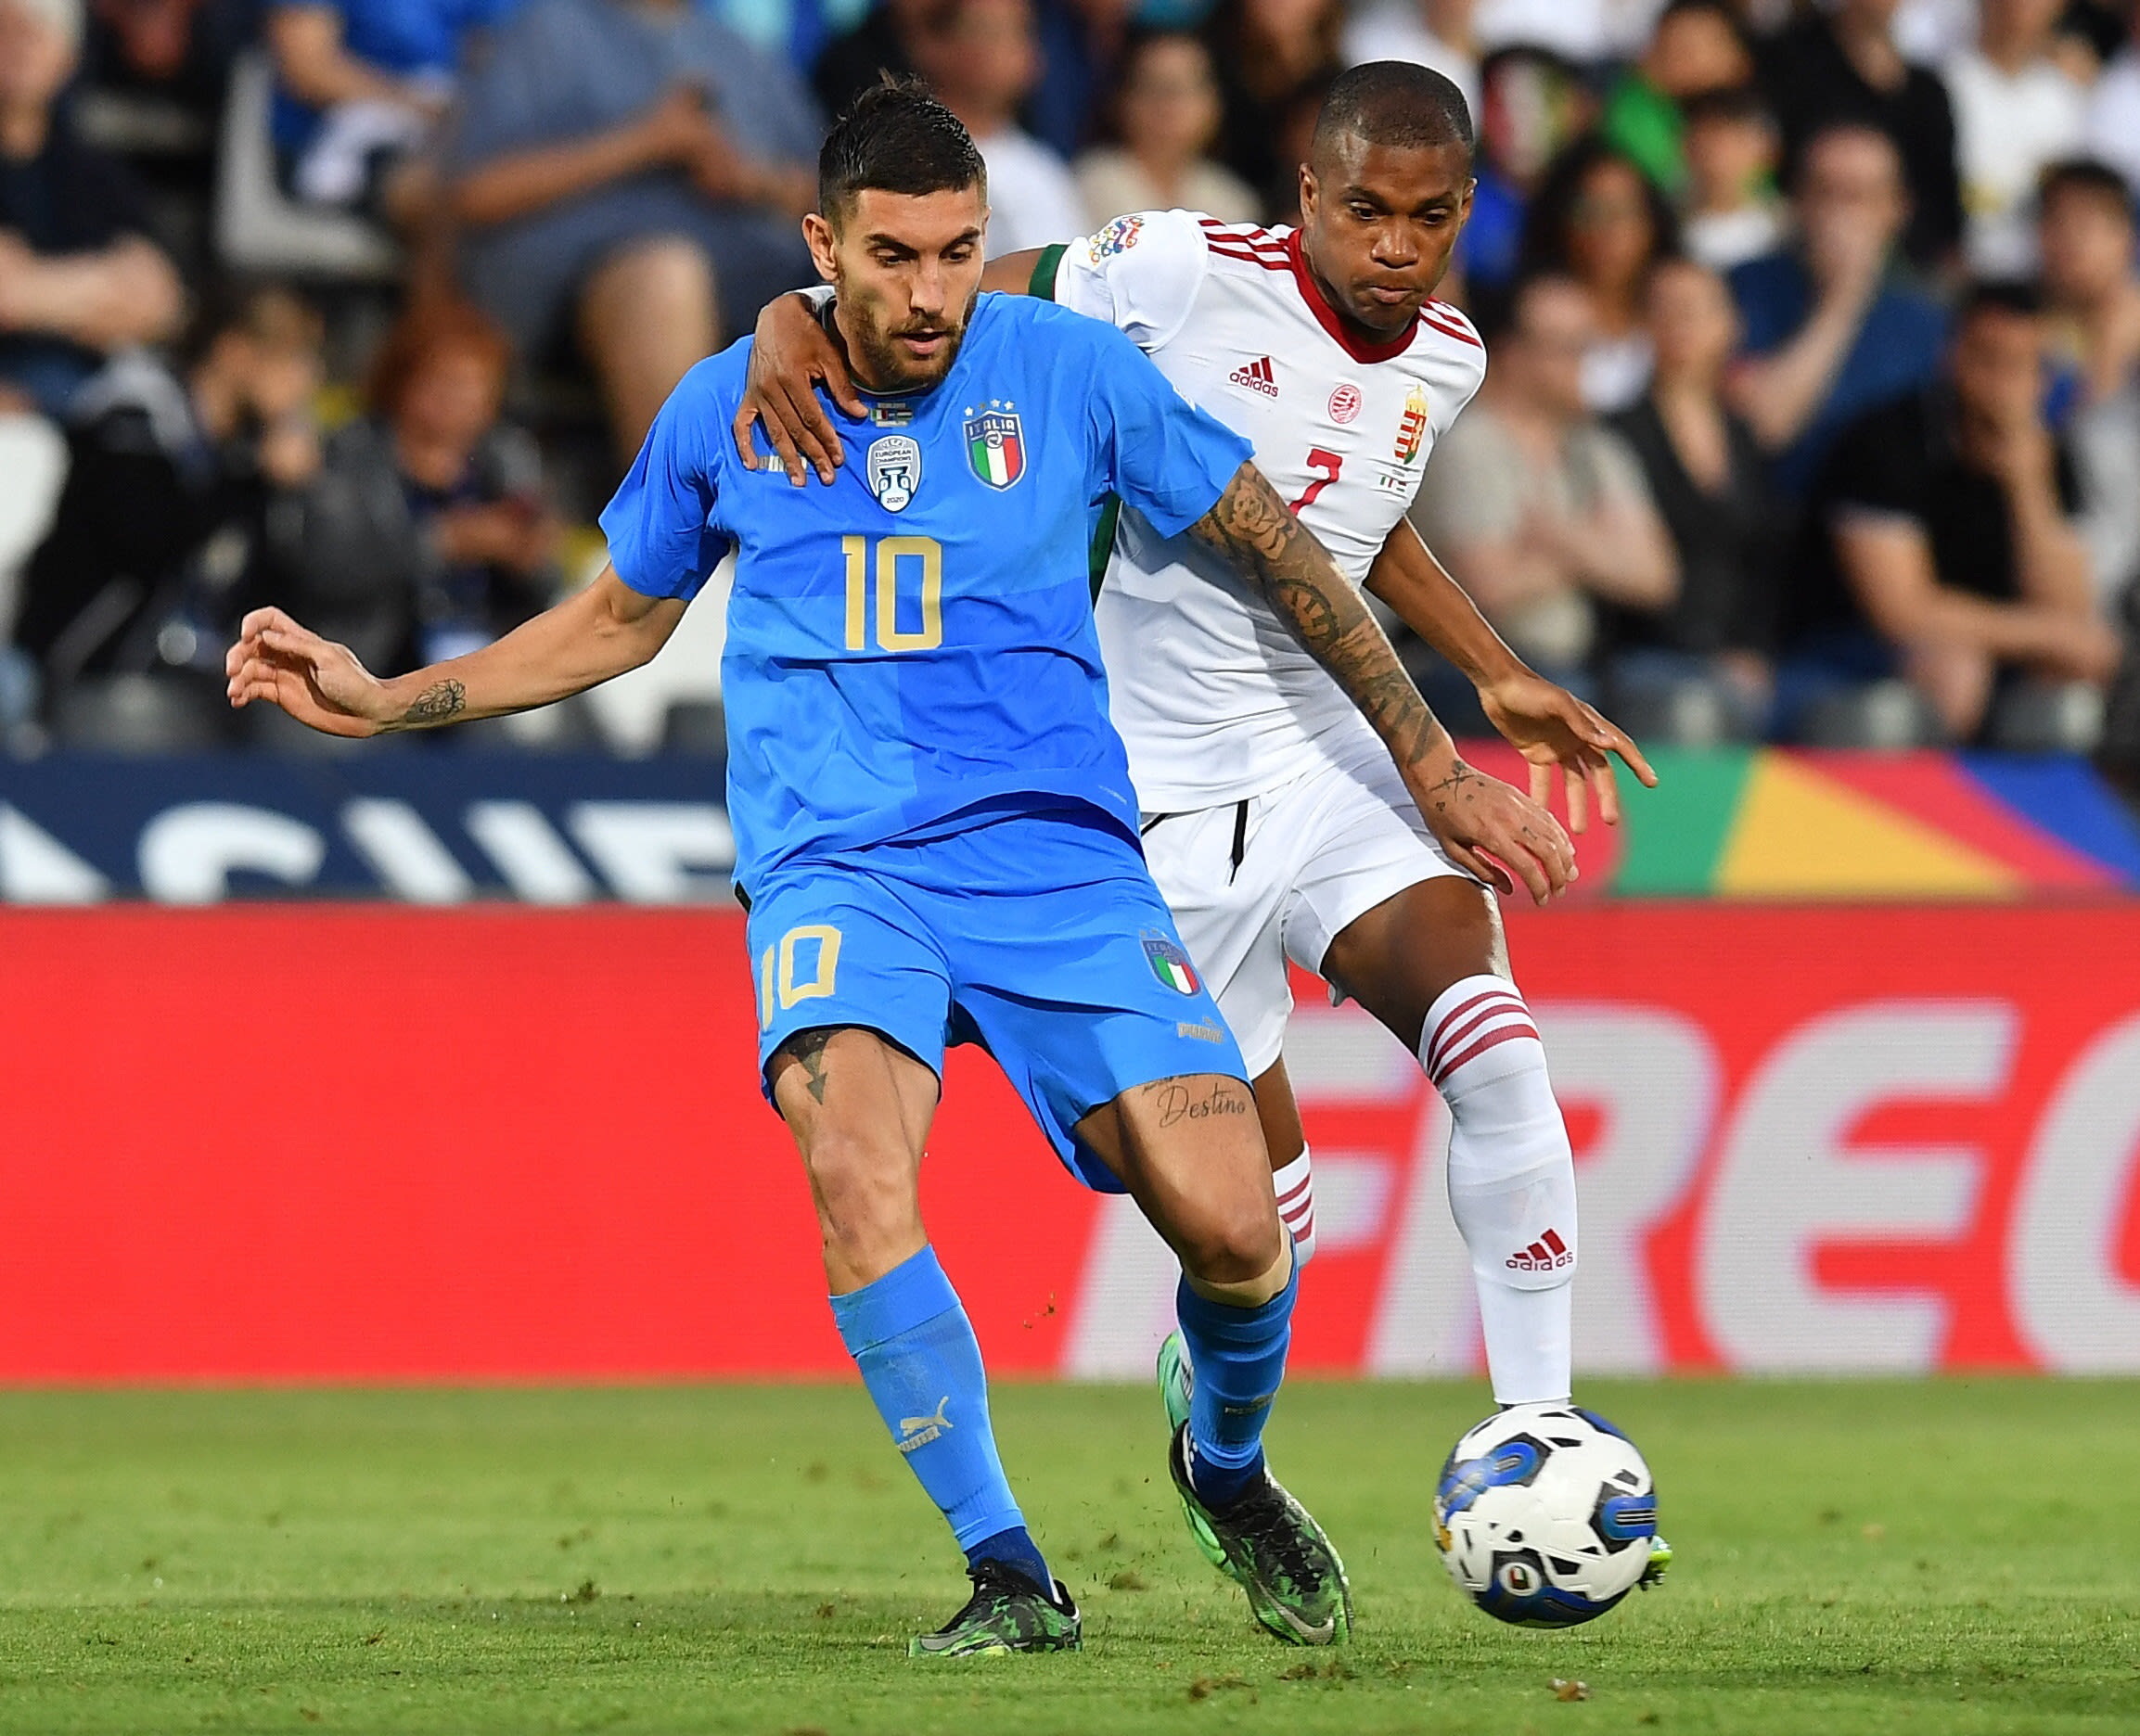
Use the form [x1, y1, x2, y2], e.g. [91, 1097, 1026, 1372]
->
[1228, 356, 1279, 398]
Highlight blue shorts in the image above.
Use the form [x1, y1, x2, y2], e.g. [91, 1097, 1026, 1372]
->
[745, 802, 1249, 1192]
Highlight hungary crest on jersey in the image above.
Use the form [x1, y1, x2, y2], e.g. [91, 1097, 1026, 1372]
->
[964, 404, 1026, 489]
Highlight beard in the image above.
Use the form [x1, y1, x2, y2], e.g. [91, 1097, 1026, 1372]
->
[837, 277, 978, 393]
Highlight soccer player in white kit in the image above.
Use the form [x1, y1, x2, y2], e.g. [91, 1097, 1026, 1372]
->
[740, 64, 1655, 1419]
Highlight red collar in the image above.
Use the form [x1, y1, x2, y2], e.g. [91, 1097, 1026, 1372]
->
[1285, 229, 1419, 364]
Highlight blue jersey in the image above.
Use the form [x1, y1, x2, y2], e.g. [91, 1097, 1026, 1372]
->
[600, 293, 1253, 890]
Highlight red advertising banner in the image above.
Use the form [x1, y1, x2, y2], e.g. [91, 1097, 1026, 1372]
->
[3, 906, 2137, 1381]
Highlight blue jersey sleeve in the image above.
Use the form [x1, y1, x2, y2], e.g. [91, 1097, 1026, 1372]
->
[599, 351, 737, 601]
[1078, 317, 1253, 539]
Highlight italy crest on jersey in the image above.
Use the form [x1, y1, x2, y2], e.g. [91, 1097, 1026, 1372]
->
[1141, 930, 1200, 995]
[867, 435, 920, 512]
[964, 404, 1026, 489]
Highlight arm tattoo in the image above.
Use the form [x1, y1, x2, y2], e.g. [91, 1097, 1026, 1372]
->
[1187, 465, 1448, 771]
[383, 679, 467, 732]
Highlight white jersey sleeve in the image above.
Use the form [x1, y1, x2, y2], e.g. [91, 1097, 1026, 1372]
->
[1048, 209, 1211, 352]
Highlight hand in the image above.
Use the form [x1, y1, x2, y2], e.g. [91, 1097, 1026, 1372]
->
[1478, 671, 1659, 834]
[1404, 747, 1579, 905]
[256, 415, 321, 488]
[686, 121, 756, 203]
[2042, 612, 2125, 684]
[1804, 206, 1890, 306]
[636, 84, 718, 170]
[435, 500, 555, 571]
[0, 230, 34, 328]
[734, 291, 865, 485]
[224, 606, 393, 737]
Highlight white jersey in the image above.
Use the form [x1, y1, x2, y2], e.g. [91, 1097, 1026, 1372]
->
[1050, 208, 1488, 811]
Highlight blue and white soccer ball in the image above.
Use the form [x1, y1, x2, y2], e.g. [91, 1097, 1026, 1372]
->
[1432, 1404, 1659, 1628]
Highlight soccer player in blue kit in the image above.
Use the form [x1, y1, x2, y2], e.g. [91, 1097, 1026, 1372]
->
[225, 83, 1572, 1657]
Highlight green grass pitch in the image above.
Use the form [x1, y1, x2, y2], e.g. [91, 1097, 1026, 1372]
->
[1, 1379, 2135, 1733]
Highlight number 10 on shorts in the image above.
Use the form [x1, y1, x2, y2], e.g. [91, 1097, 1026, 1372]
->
[843, 535, 942, 651]
[758, 924, 843, 1030]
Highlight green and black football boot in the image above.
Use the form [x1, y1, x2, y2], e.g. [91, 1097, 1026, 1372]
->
[1164, 1420, 1353, 1646]
[907, 1560, 1083, 1658]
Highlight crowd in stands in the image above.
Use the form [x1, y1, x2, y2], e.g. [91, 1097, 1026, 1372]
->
[1, 0, 2138, 766]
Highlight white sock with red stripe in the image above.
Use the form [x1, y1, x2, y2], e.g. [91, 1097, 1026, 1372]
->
[1272, 1148, 1316, 1266]
[1420, 975, 1575, 1405]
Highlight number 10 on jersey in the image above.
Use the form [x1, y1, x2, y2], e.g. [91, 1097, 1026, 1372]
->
[843, 534, 943, 651]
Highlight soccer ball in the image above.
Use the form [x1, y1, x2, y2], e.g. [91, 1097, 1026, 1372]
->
[1432, 1404, 1659, 1628]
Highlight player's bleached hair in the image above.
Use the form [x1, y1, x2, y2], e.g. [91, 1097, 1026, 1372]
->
[1311, 60, 1473, 165]
[818, 77, 988, 227]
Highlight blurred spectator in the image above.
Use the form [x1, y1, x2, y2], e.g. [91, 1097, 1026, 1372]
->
[1342, 0, 1480, 120]
[1725, 122, 1945, 497]
[14, 283, 323, 696]
[77, 0, 254, 237]
[1029, 0, 1135, 161]
[267, 0, 504, 219]
[446, 0, 820, 460]
[1778, 281, 2118, 741]
[2039, 158, 2140, 615]
[914, 0, 1083, 253]
[2083, 3, 2140, 198]
[272, 300, 557, 677]
[1679, 84, 1784, 272]
[1073, 27, 1253, 226]
[0, 0, 186, 420]
[1607, 254, 1775, 734]
[1519, 139, 1679, 411]
[1759, 0, 1965, 269]
[1461, 44, 1597, 290]
[1600, 0, 1754, 198]
[814, 0, 929, 124]
[698, 0, 870, 81]
[1944, 0, 2087, 276]
[1075, 29, 1257, 227]
[1472, 0, 1626, 64]
[1204, 0, 1343, 215]
[1411, 274, 1678, 698]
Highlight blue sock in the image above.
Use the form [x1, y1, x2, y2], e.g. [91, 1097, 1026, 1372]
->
[829, 1246, 1045, 1585]
[1176, 1261, 1299, 1509]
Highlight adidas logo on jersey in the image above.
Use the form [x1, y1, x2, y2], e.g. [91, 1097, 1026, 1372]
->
[1506, 1229, 1573, 1273]
[1228, 355, 1278, 397]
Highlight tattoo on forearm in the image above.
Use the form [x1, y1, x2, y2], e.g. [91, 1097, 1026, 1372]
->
[384, 679, 466, 732]
[1189, 466, 1445, 769]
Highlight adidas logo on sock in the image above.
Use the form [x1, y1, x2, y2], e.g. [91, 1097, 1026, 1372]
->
[1229, 355, 1278, 397]
[1506, 1229, 1573, 1273]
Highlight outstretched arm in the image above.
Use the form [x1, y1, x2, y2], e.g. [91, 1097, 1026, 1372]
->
[1365, 517, 1657, 831]
[225, 567, 686, 736]
[1186, 463, 1575, 902]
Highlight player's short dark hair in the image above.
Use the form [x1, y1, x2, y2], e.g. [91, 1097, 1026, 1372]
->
[818, 77, 987, 226]
[2038, 157, 2136, 220]
[1955, 278, 2043, 327]
[1311, 59, 1473, 166]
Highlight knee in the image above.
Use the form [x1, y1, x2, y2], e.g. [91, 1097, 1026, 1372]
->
[802, 1127, 919, 1269]
[1175, 1190, 1287, 1298]
[585, 238, 718, 336]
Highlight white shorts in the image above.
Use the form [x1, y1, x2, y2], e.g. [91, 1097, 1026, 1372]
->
[1138, 746, 1475, 1076]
